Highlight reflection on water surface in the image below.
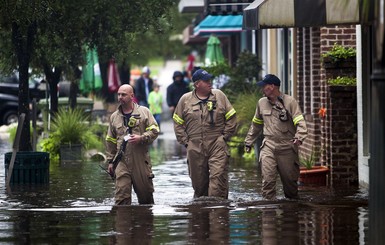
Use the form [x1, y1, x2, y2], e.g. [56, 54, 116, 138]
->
[0, 132, 368, 244]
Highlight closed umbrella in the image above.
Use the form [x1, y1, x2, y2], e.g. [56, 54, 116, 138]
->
[79, 47, 103, 95]
[205, 35, 225, 66]
[107, 58, 121, 93]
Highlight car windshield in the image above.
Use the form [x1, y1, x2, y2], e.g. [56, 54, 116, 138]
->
[0, 73, 43, 88]
[0, 74, 18, 84]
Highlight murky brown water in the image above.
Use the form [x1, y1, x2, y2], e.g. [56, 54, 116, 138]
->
[0, 126, 369, 244]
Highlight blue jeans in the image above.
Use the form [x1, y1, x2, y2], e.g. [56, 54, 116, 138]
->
[153, 114, 161, 128]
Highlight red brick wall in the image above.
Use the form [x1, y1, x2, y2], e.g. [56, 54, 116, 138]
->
[296, 27, 322, 161]
[328, 86, 358, 185]
[296, 25, 357, 186]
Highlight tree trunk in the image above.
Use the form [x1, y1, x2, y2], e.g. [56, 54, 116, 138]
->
[68, 65, 81, 109]
[12, 21, 37, 151]
[69, 81, 78, 109]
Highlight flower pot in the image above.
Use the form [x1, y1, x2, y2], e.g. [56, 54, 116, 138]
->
[298, 166, 329, 186]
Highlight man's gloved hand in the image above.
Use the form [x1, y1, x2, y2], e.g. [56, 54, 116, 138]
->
[291, 138, 302, 146]
[108, 163, 114, 176]
[245, 145, 252, 153]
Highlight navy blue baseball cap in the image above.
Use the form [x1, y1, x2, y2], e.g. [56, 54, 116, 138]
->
[192, 69, 214, 83]
[256, 74, 281, 86]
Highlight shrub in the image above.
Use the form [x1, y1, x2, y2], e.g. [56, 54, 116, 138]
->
[299, 146, 321, 169]
[232, 89, 262, 127]
[40, 108, 104, 160]
[224, 51, 262, 101]
[229, 89, 263, 157]
[233, 50, 262, 83]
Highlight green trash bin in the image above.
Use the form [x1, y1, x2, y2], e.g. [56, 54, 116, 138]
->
[4, 152, 50, 184]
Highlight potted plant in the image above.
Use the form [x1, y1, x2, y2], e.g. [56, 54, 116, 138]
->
[327, 76, 356, 86]
[298, 146, 329, 185]
[322, 43, 356, 68]
[40, 108, 103, 163]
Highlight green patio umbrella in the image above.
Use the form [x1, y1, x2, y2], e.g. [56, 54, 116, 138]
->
[205, 35, 225, 66]
[79, 47, 103, 95]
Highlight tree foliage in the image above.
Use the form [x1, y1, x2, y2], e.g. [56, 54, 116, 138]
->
[0, 0, 175, 151]
[204, 50, 262, 102]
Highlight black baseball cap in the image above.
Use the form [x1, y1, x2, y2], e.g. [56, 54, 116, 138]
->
[192, 69, 214, 83]
[256, 74, 281, 86]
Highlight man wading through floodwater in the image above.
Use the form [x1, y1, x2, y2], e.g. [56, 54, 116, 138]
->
[173, 69, 237, 199]
[105, 84, 159, 205]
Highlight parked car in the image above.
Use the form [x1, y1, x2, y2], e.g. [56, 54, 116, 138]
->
[0, 73, 46, 98]
[0, 73, 46, 125]
[0, 93, 18, 125]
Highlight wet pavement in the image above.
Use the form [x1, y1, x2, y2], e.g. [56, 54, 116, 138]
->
[0, 119, 369, 244]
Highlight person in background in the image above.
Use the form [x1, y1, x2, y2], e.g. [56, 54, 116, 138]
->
[173, 69, 237, 199]
[147, 84, 163, 132]
[244, 74, 308, 200]
[182, 70, 192, 86]
[135, 66, 153, 107]
[186, 52, 195, 74]
[167, 71, 190, 115]
[105, 84, 159, 205]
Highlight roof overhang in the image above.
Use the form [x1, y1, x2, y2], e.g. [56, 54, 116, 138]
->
[182, 25, 208, 45]
[178, 0, 204, 13]
[206, 0, 253, 15]
[243, 0, 365, 30]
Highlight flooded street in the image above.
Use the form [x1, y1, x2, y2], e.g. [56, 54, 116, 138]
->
[0, 120, 369, 244]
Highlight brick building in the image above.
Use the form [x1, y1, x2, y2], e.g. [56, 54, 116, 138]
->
[297, 26, 359, 185]
[179, 0, 368, 187]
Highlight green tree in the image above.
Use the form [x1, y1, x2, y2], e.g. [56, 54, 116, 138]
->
[0, 0, 51, 151]
[0, 0, 174, 151]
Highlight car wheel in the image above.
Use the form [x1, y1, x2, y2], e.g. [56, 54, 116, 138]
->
[3, 110, 18, 125]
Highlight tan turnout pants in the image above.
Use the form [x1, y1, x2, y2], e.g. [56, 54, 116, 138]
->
[186, 135, 230, 199]
[114, 159, 154, 205]
[259, 140, 300, 199]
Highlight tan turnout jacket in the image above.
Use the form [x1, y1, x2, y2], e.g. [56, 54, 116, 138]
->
[173, 89, 237, 146]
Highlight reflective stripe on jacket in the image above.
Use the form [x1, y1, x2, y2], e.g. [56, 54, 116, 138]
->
[245, 93, 307, 146]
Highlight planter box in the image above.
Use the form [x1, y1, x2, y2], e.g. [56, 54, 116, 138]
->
[4, 151, 50, 184]
[60, 144, 82, 163]
[323, 56, 356, 79]
[323, 56, 356, 69]
[298, 166, 329, 186]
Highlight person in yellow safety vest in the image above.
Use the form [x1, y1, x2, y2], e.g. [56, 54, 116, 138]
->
[244, 74, 307, 200]
[173, 69, 237, 199]
[105, 84, 159, 205]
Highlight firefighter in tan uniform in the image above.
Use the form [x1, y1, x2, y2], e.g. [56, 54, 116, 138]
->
[244, 74, 307, 199]
[173, 69, 237, 199]
[105, 84, 159, 205]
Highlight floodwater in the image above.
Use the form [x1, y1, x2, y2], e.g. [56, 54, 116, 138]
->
[0, 121, 369, 244]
